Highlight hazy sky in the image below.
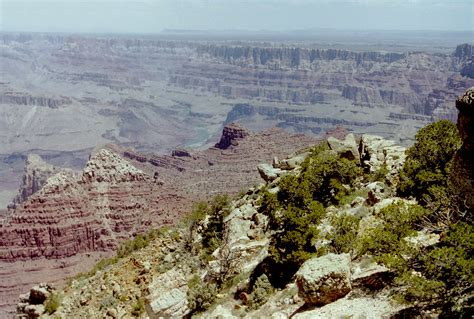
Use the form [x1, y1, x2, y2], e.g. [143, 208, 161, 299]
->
[1, 0, 473, 34]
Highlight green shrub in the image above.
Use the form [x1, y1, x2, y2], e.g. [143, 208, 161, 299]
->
[187, 276, 218, 314]
[398, 120, 461, 207]
[356, 202, 428, 262]
[117, 227, 163, 258]
[418, 222, 474, 315]
[269, 202, 325, 267]
[394, 271, 445, 304]
[44, 293, 61, 314]
[327, 213, 362, 255]
[300, 150, 362, 206]
[201, 194, 230, 256]
[248, 274, 274, 309]
[258, 190, 280, 230]
[131, 297, 145, 316]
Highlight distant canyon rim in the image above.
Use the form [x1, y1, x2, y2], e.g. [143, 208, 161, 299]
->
[0, 31, 473, 209]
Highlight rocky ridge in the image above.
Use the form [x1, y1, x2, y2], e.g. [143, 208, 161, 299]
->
[0, 124, 317, 315]
[9, 154, 60, 209]
[29, 130, 416, 319]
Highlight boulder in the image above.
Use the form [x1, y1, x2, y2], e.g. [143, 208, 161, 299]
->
[327, 133, 360, 164]
[257, 163, 284, 182]
[278, 153, 309, 170]
[295, 253, 352, 305]
[29, 283, 53, 304]
[351, 257, 391, 290]
[24, 304, 44, 318]
[145, 268, 189, 318]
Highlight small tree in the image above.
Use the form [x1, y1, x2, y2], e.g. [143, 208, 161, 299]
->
[398, 120, 461, 207]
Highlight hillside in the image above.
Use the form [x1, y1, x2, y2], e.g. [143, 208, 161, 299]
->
[16, 88, 473, 318]
[0, 124, 317, 316]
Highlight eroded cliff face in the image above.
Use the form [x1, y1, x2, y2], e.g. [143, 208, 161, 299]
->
[9, 154, 60, 209]
[0, 124, 317, 314]
[1, 34, 473, 208]
[171, 44, 474, 121]
[450, 87, 474, 212]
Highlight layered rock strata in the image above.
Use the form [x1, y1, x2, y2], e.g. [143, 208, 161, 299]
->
[9, 154, 60, 209]
[0, 124, 317, 315]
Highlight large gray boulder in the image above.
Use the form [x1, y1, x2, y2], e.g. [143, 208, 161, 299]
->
[257, 163, 284, 182]
[295, 253, 352, 305]
[145, 267, 189, 318]
[327, 133, 360, 164]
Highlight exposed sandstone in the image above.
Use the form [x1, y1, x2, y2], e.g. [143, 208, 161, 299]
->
[145, 267, 189, 318]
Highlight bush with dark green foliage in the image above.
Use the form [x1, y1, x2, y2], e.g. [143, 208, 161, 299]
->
[248, 274, 274, 309]
[398, 120, 461, 207]
[187, 275, 218, 314]
[356, 202, 429, 264]
[297, 147, 362, 206]
[327, 213, 362, 255]
[200, 194, 230, 257]
[269, 203, 325, 267]
[419, 222, 474, 315]
[257, 143, 362, 278]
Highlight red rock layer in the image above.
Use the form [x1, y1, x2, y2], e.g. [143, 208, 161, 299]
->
[0, 125, 318, 314]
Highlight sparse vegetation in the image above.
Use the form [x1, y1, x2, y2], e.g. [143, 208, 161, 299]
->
[187, 275, 218, 314]
[56, 119, 472, 317]
[248, 274, 274, 309]
[260, 143, 361, 277]
[327, 213, 362, 256]
[131, 297, 145, 316]
[44, 293, 62, 314]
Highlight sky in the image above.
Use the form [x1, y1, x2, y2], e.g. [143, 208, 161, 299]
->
[0, 0, 473, 34]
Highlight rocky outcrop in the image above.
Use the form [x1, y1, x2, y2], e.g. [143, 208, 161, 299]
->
[171, 148, 192, 157]
[16, 283, 55, 318]
[359, 134, 406, 185]
[327, 133, 360, 164]
[257, 163, 284, 182]
[9, 154, 60, 209]
[214, 123, 250, 149]
[0, 127, 317, 314]
[145, 268, 189, 318]
[450, 87, 474, 212]
[82, 149, 149, 183]
[295, 253, 352, 306]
